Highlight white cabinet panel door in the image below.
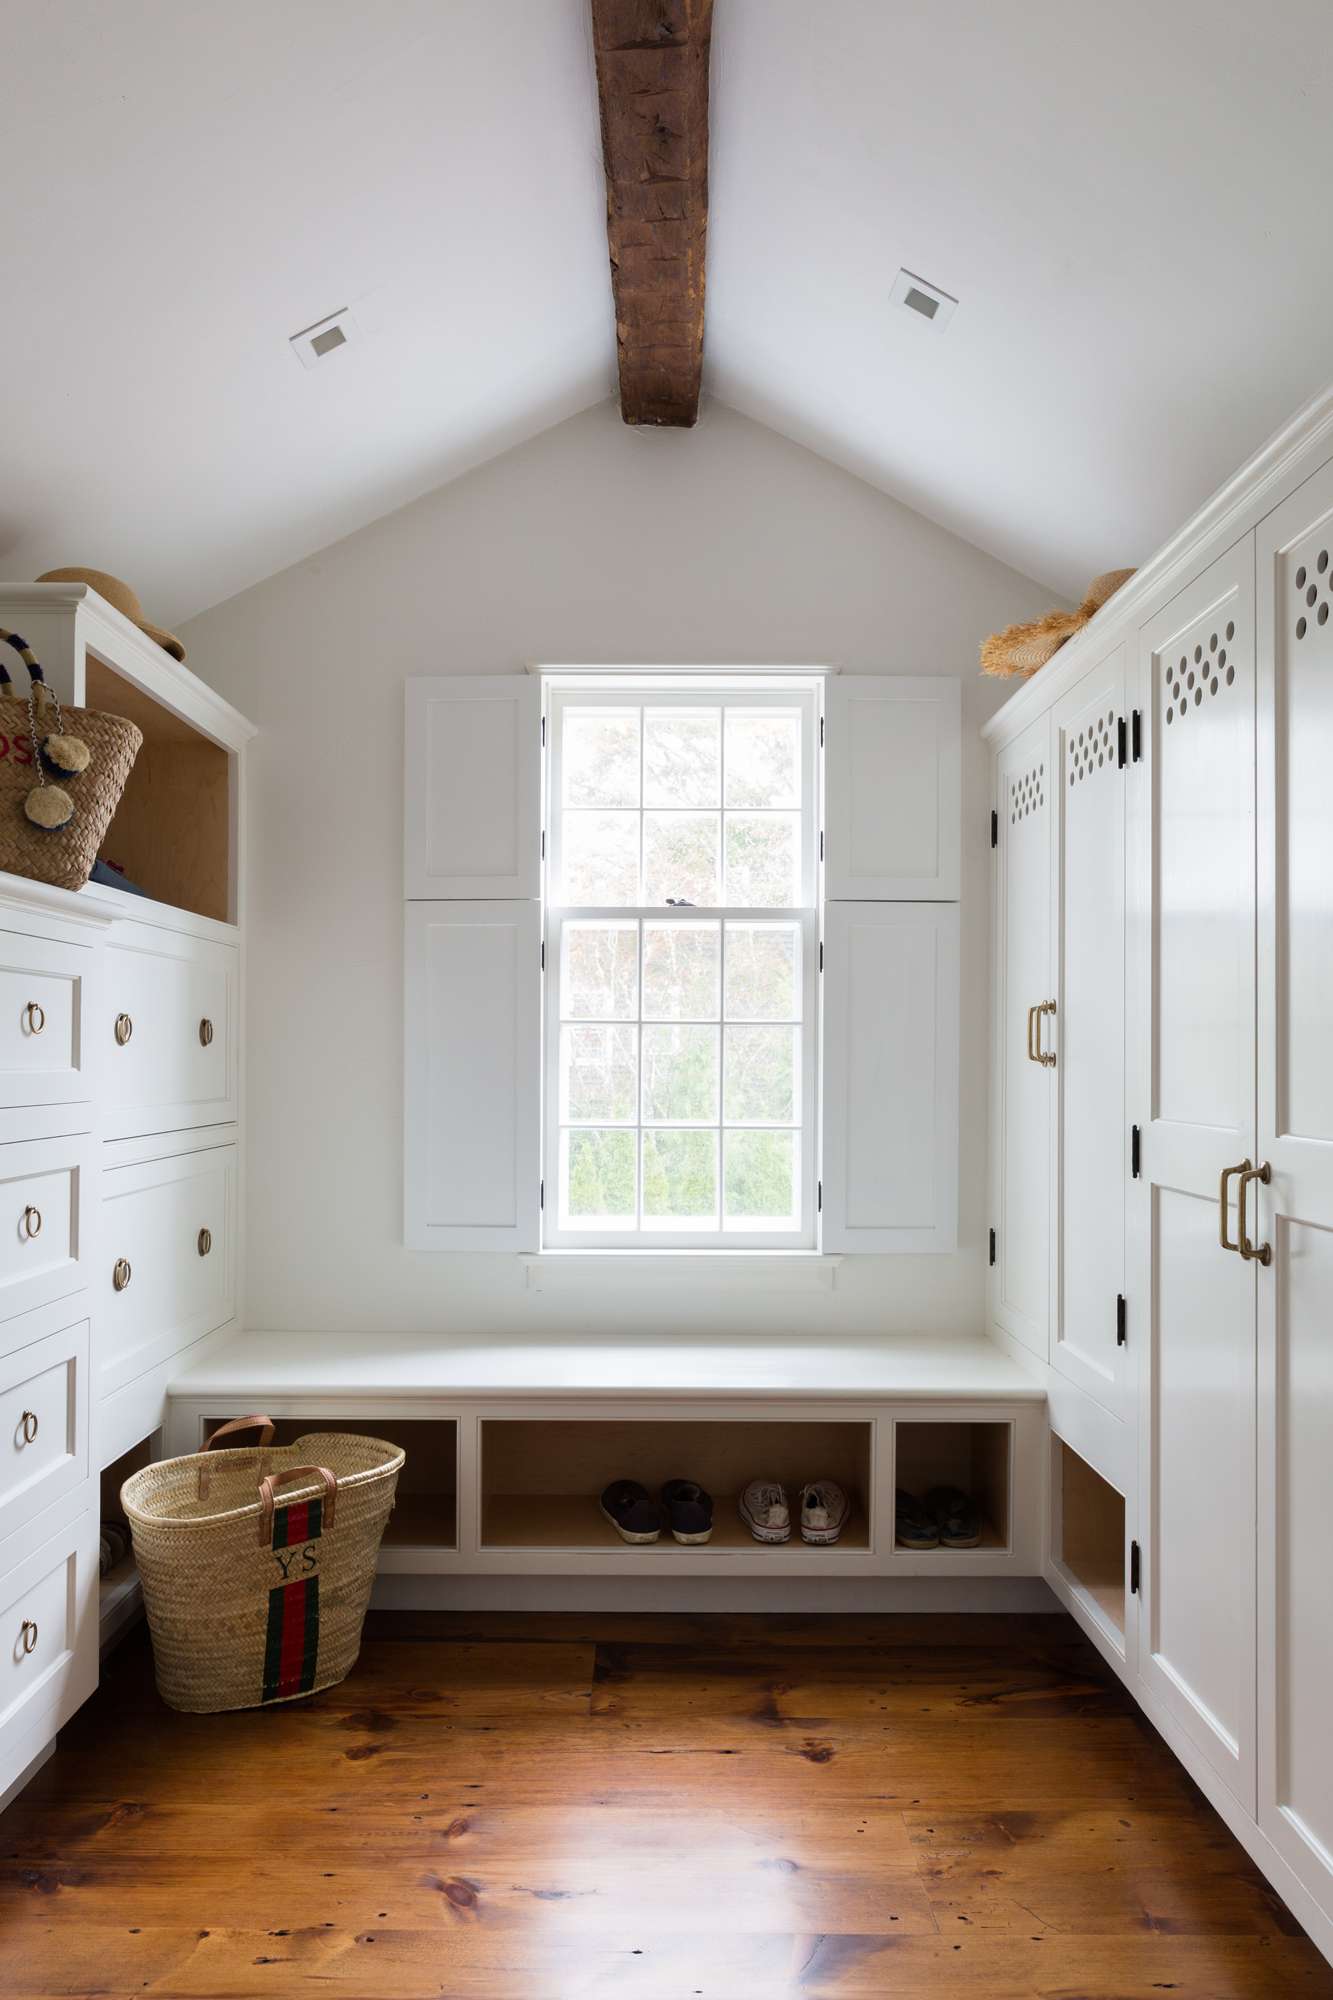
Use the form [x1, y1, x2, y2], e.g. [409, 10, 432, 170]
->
[1256, 459, 1333, 1913]
[989, 715, 1053, 1358]
[0, 930, 94, 1111]
[404, 902, 541, 1251]
[1051, 648, 1131, 1417]
[405, 676, 541, 900]
[821, 902, 959, 1252]
[824, 677, 960, 900]
[1136, 539, 1257, 1811]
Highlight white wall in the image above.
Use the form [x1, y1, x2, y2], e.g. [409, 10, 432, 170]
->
[182, 398, 1054, 1340]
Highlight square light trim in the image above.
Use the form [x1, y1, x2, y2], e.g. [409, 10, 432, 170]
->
[890, 269, 958, 331]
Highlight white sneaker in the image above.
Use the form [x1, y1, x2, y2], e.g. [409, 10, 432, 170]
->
[739, 1479, 791, 1543]
[799, 1480, 848, 1545]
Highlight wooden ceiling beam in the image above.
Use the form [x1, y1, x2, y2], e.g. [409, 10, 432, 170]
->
[590, 0, 713, 427]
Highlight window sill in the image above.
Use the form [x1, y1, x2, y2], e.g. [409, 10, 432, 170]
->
[522, 1252, 842, 1293]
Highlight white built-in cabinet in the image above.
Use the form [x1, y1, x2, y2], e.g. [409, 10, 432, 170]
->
[987, 391, 1333, 1963]
[404, 671, 962, 1255]
[0, 581, 253, 1807]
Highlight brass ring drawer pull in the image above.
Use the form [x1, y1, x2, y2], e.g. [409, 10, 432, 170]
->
[24, 1001, 45, 1034]
[112, 1257, 132, 1292]
[22, 1205, 42, 1239]
[198, 1018, 214, 1047]
[114, 1013, 133, 1046]
[1239, 1162, 1273, 1267]
[20, 1619, 37, 1656]
[197, 1227, 212, 1258]
[20, 1410, 38, 1444]
[1219, 1159, 1250, 1254]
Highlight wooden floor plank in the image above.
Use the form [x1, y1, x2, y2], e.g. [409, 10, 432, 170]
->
[2, 1614, 1329, 1999]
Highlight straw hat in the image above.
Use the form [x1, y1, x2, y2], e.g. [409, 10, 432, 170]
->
[35, 568, 186, 662]
[981, 569, 1135, 680]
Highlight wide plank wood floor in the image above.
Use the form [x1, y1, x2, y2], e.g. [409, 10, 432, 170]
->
[3, 1610, 1330, 1998]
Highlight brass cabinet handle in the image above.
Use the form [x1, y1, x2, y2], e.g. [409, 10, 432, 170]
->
[20, 1619, 37, 1656]
[112, 1257, 132, 1292]
[1239, 1162, 1272, 1267]
[1035, 1000, 1058, 1068]
[24, 1000, 45, 1034]
[1026, 1004, 1039, 1063]
[114, 1013, 133, 1046]
[197, 1227, 212, 1258]
[20, 1410, 38, 1444]
[198, 1017, 214, 1048]
[1219, 1159, 1250, 1254]
[21, 1205, 42, 1239]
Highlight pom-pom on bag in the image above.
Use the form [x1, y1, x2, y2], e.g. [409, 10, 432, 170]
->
[0, 629, 143, 891]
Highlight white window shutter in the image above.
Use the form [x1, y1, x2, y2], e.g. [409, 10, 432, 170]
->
[820, 902, 959, 1252]
[404, 902, 541, 1250]
[825, 677, 961, 899]
[405, 675, 541, 899]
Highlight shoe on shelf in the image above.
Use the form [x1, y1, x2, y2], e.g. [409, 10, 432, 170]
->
[661, 1479, 714, 1544]
[895, 1488, 940, 1549]
[925, 1484, 982, 1549]
[599, 1480, 663, 1544]
[739, 1479, 791, 1544]
[799, 1480, 849, 1545]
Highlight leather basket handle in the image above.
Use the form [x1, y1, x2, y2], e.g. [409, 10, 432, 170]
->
[257, 1465, 337, 1546]
[198, 1415, 277, 1500]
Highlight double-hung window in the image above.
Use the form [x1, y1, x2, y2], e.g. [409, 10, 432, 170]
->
[544, 678, 820, 1247]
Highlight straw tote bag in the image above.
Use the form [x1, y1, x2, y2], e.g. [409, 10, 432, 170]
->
[0, 629, 143, 891]
[122, 1417, 405, 1714]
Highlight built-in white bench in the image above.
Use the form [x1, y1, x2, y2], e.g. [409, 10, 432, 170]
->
[165, 1331, 1051, 1603]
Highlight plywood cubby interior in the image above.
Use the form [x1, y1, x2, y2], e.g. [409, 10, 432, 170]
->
[893, 1421, 1011, 1550]
[212, 1415, 457, 1551]
[481, 1418, 872, 1551]
[1056, 1439, 1126, 1640]
[99, 1430, 159, 1647]
[86, 652, 233, 923]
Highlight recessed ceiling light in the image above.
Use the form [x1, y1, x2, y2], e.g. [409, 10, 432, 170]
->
[289, 308, 358, 370]
[890, 269, 958, 331]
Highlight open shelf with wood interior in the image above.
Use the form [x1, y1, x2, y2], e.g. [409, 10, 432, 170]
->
[480, 1417, 872, 1551]
[98, 1431, 160, 1651]
[1052, 1437, 1126, 1643]
[892, 1419, 1011, 1551]
[84, 653, 233, 924]
[208, 1415, 457, 1554]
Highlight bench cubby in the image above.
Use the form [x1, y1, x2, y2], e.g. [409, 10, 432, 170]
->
[205, 1416, 458, 1557]
[480, 1416, 872, 1552]
[98, 1430, 158, 1651]
[893, 1419, 1012, 1551]
[1051, 1437, 1126, 1644]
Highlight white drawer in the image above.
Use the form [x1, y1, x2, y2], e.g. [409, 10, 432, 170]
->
[0, 1133, 92, 1337]
[102, 926, 236, 1139]
[0, 929, 95, 1110]
[99, 1144, 235, 1399]
[0, 1512, 97, 1802]
[0, 1321, 88, 1553]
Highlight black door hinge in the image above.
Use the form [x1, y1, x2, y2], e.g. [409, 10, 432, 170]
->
[819, 829, 825, 862]
[1116, 1293, 1127, 1347]
[539, 1179, 545, 1211]
[990, 808, 998, 848]
[541, 713, 547, 747]
[540, 939, 545, 971]
[1130, 1540, 1140, 1594]
[1131, 1124, 1141, 1179]
[989, 1227, 996, 1267]
[819, 714, 825, 748]
[541, 829, 546, 859]
[818, 940, 824, 972]
[1132, 709, 1142, 762]
[1117, 716, 1128, 767]
[817, 1180, 823, 1213]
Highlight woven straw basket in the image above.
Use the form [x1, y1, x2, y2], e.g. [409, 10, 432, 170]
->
[122, 1417, 404, 1714]
[0, 630, 143, 890]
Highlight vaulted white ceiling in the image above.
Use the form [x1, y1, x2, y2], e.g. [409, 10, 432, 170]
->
[4, 1, 1332, 625]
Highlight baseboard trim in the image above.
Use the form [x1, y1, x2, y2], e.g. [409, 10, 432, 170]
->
[369, 1573, 1059, 1614]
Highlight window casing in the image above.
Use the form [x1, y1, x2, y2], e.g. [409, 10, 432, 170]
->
[543, 681, 820, 1248]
